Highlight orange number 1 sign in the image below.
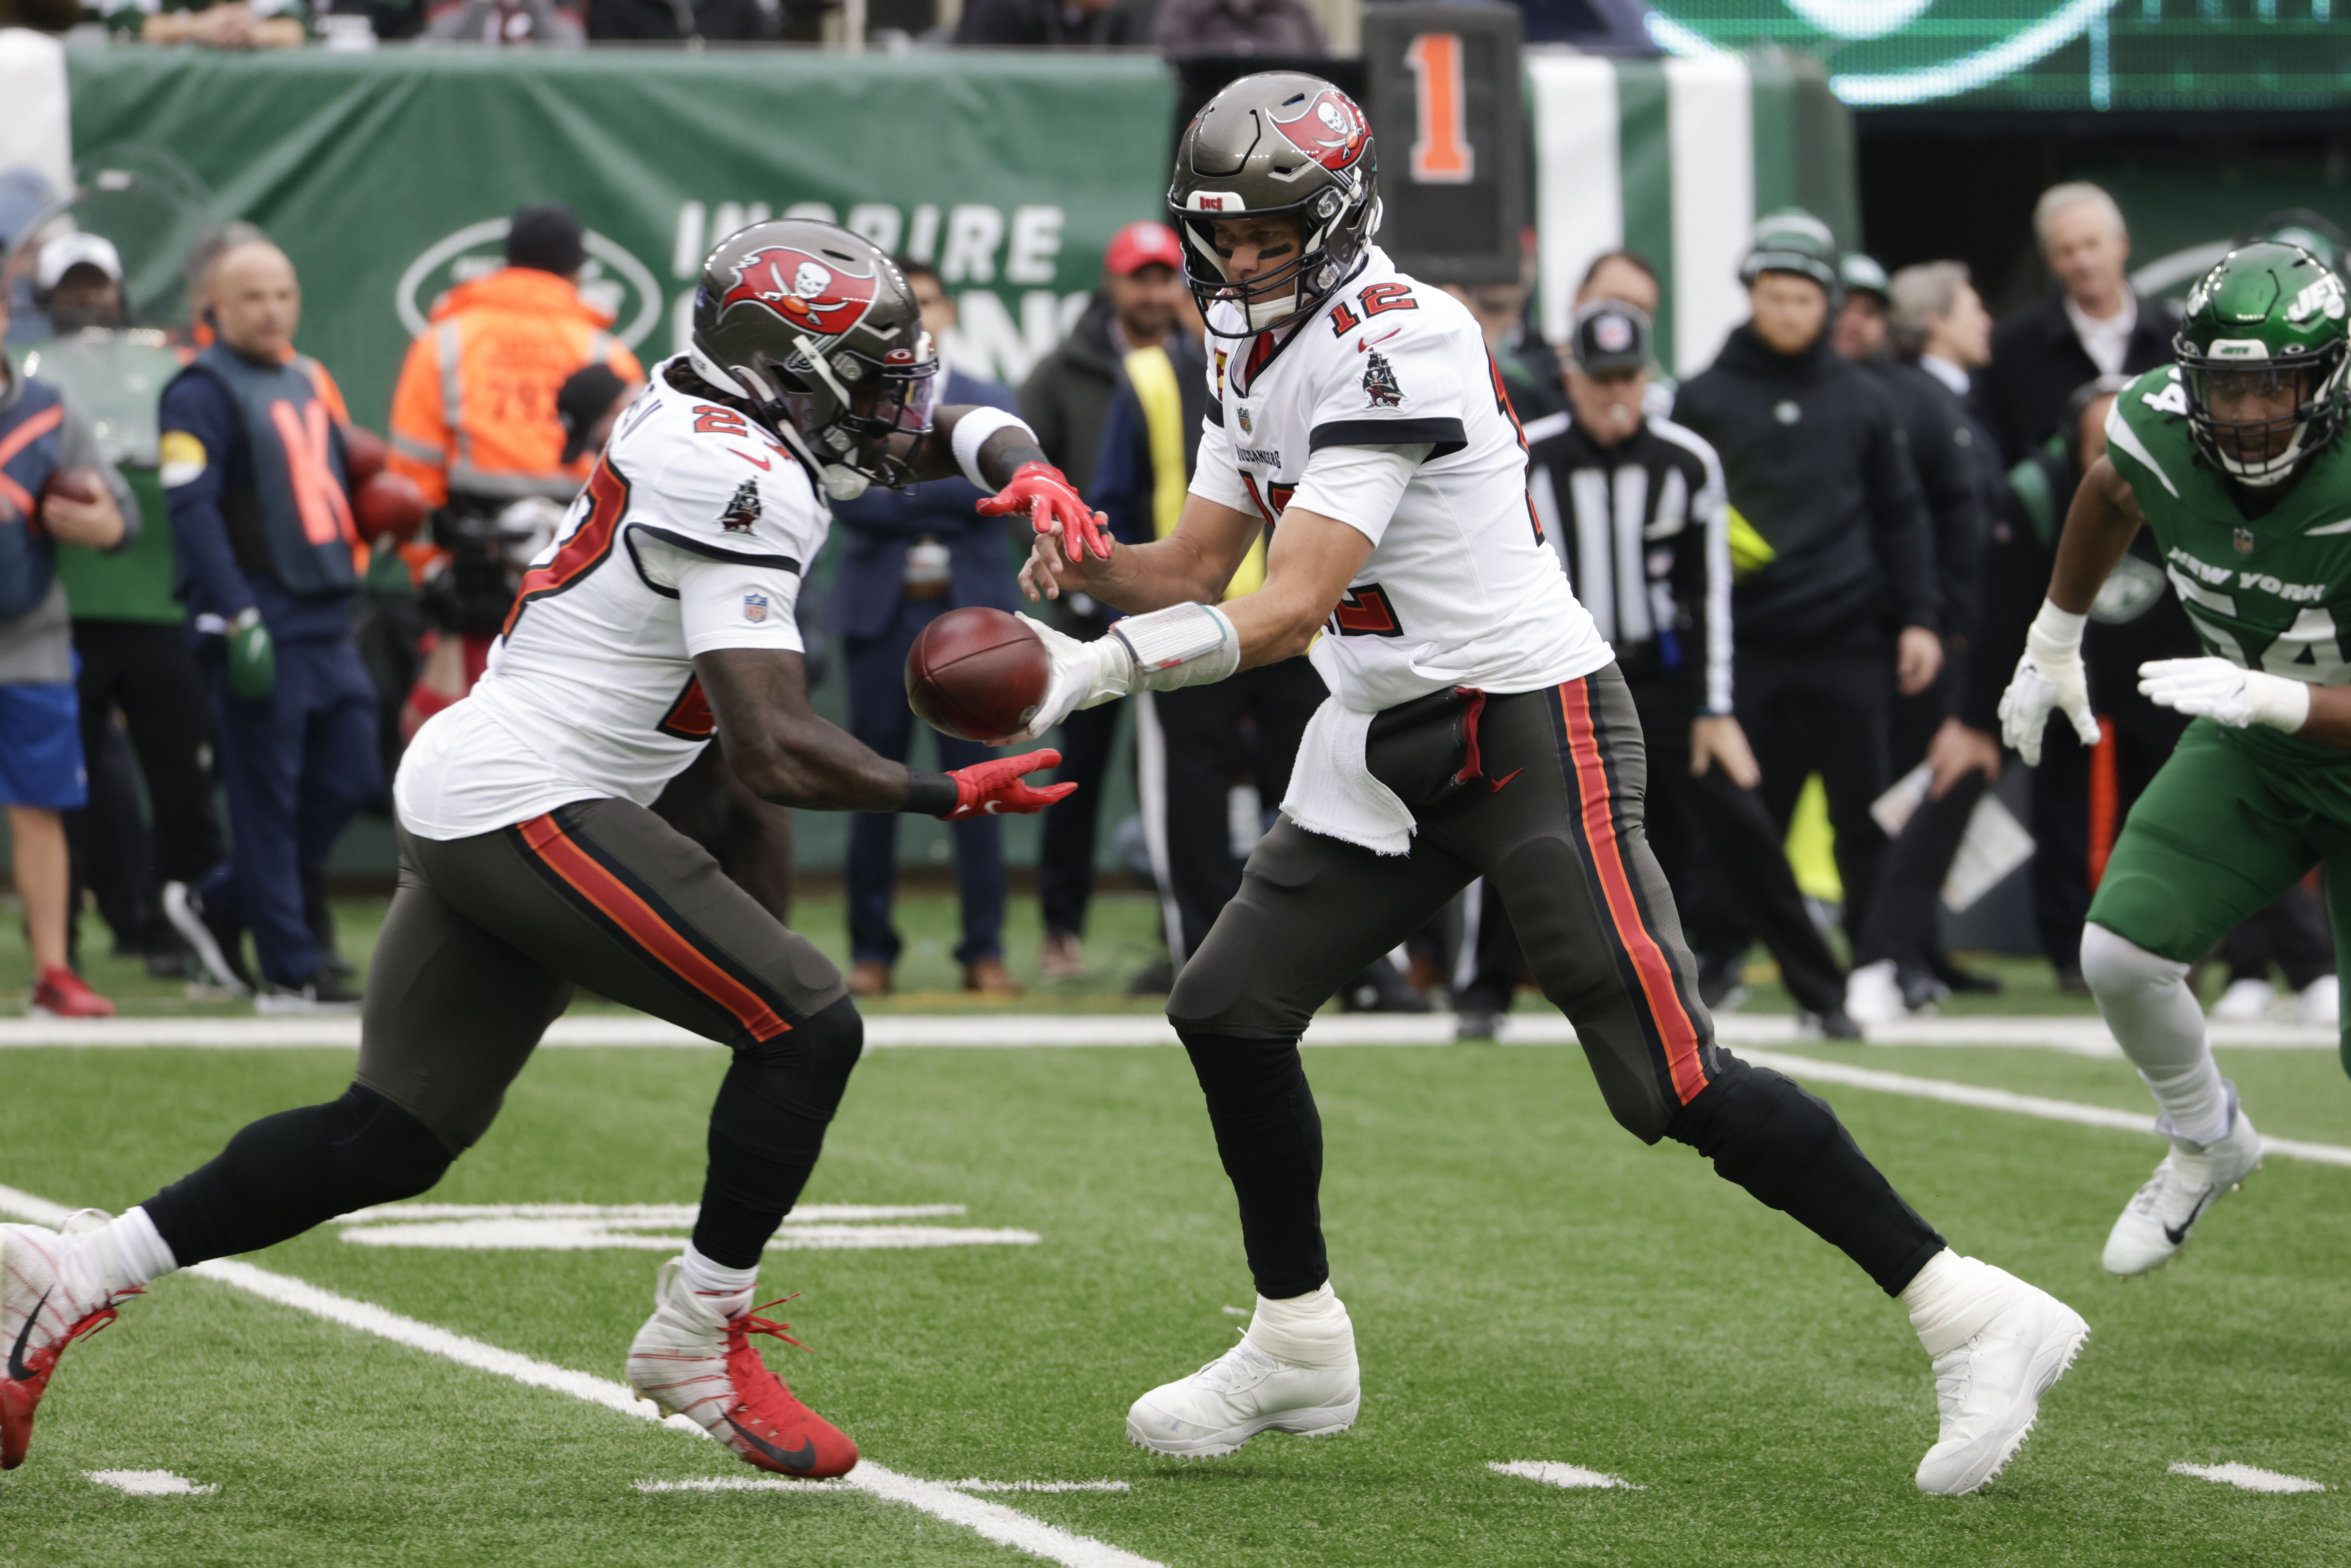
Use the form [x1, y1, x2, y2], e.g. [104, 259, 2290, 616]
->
[1405, 33, 1474, 185]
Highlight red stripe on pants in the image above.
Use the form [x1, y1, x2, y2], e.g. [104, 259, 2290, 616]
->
[1557, 681, 1710, 1105]
[518, 813, 790, 1043]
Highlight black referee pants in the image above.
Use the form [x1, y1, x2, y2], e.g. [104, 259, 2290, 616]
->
[1167, 667, 1944, 1302]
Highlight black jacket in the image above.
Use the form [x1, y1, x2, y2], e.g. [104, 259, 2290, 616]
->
[1017, 292, 1125, 494]
[1864, 358, 1994, 643]
[1977, 288, 2175, 465]
[1672, 325, 1938, 656]
[955, 0, 1156, 45]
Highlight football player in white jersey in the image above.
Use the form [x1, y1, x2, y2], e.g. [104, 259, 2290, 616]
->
[1012, 74, 2088, 1496]
[1, 221, 1103, 1482]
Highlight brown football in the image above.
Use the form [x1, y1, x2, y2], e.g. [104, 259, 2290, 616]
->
[342, 424, 389, 487]
[40, 466, 106, 508]
[905, 607, 1052, 743]
[355, 470, 430, 544]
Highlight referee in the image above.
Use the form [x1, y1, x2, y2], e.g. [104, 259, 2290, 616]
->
[1457, 301, 1853, 1038]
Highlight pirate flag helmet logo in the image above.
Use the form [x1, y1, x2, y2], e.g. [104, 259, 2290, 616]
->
[1268, 88, 1370, 175]
[717, 247, 881, 337]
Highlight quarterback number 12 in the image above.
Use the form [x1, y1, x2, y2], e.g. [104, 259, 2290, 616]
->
[1328, 284, 1421, 338]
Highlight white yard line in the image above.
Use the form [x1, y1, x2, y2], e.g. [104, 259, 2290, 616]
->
[1744, 1051, 2351, 1169]
[85, 1468, 217, 1496]
[1489, 1460, 1642, 1490]
[0, 1182, 1160, 1568]
[2170, 1461, 2327, 1493]
[0, 1011, 2334, 1053]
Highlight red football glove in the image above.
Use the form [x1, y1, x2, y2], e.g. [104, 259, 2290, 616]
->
[975, 461, 1114, 562]
[941, 749, 1078, 821]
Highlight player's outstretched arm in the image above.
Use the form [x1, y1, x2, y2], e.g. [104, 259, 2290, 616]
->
[1998, 456, 2145, 764]
[695, 646, 1071, 817]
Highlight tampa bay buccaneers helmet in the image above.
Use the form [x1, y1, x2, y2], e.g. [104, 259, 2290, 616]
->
[1168, 72, 1382, 337]
[689, 219, 936, 498]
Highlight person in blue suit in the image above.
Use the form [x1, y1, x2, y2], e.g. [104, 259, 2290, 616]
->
[827, 260, 1025, 996]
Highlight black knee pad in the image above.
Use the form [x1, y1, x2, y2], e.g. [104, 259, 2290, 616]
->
[710, 997, 865, 1167]
[1664, 1058, 1840, 1209]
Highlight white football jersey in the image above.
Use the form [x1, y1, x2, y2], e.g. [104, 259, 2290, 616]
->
[1192, 246, 1610, 712]
[396, 359, 819, 840]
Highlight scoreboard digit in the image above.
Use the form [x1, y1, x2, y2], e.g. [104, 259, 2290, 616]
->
[1364, 4, 1526, 286]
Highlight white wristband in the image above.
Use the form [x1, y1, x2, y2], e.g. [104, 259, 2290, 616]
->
[1110, 602, 1239, 692]
[2027, 598, 2089, 656]
[949, 407, 1036, 492]
[2245, 669, 2314, 732]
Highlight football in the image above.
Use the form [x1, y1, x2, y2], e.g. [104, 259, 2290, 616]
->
[40, 466, 106, 509]
[905, 606, 1052, 743]
[342, 424, 389, 487]
[354, 469, 430, 544]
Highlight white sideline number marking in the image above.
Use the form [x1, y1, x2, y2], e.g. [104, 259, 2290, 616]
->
[1489, 1460, 1643, 1491]
[2171, 1462, 2327, 1494]
[0, 1182, 1159, 1568]
[86, 1469, 217, 1496]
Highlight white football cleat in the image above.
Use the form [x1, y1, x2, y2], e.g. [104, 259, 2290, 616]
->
[2, 1211, 139, 1470]
[1915, 1269, 2089, 1496]
[1844, 960, 1907, 1029]
[1127, 1335, 1361, 1457]
[2207, 977, 2275, 1022]
[2103, 1104, 2264, 1276]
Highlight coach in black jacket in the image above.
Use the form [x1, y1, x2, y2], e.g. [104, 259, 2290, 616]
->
[1673, 211, 1939, 952]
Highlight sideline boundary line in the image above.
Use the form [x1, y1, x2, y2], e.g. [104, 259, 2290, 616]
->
[0, 1182, 1160, 1568]
[1743, 1051, 2351, 1168]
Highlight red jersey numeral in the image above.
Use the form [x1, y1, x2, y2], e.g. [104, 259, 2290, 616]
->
[1328, 584, 1404, 638]
[503, 455, 628, 638]
[1328, 299, 1362, 337]
[658, 675, 716, 740]
[1359, 283, 1416, 318]
[693, 405, 750, 436]
[1241, 474, 1296, 528]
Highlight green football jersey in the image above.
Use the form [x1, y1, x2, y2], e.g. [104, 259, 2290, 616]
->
[2105, 362, 2351, 781]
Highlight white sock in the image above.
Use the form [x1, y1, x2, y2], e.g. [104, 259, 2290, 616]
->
[108, 1208, 178, 1290]
[56, 1208, 174, 1307]
[2081, 924, 2233, 1147]
[1900, 1249, 2011, 1359]
[679, 1242, 759, 1300]
[1245, 1282, 1354, 1367]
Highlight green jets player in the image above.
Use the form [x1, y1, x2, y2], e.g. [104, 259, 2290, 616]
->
[2001, 242, 2351, 1275]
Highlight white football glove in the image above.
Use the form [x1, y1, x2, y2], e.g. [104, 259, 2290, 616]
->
[1003, 613, 1134, 745]
[1998, 601, 2102, 766]
[2138, 656, 2311, 732]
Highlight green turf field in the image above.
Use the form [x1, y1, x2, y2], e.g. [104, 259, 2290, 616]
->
[5, 1026, 2349, 1566]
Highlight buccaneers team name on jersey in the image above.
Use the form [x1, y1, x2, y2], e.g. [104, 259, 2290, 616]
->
[395, 359, 820, 839]
[1197, 246, 1610, 712]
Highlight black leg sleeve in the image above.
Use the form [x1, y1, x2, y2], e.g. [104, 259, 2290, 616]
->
[1665, 1055, 1946, 1295]
[140, 1083, 454, 1266]
[1178, 1029, 1329, 1300]
[692, 996, 866, 1269]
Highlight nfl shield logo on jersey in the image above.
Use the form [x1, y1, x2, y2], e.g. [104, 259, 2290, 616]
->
[743, 593, 769, 623]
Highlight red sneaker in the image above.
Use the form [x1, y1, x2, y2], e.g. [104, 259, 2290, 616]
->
[625, 1262, 858, 1478]
[31, 967, 114, 1019]
[3, 1214, 138, 1469]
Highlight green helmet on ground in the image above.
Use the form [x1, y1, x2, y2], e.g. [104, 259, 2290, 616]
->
[2174, 240, 2350, 489]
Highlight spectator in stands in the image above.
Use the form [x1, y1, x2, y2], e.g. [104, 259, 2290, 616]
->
[955, 0, 1155, 46]
[1831, 252, 1890, 361]
[28, 233, 227, 980]
[156, 239, 379, 1011]
[389, 203, 643, 519]
[1843, 260, 2005, 1024]
[0, 264, 139, 1017]
[828, 260, 1025, 998]
[1022, 220, 1189, 982]
[132, 0, 308, 47]
[425, 0, 584, 41]
[1151, 0, 1322, 57]
[1977, 182, 2174, 463]
[1672, 210, 1938, 978]
[1458, 300, 1854, 1038]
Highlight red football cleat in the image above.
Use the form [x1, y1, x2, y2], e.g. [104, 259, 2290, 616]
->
[3, 1214, 138, 1469]
[30, 967, 113, 1019]
[626, 1262, 857, 1478]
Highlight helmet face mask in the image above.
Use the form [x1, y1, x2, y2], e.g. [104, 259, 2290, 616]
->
[690, 219, 937, 496]
[1168, 74, 1381, 338]
[2176, 241, 2350, 489]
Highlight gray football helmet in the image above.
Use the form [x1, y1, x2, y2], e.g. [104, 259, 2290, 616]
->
[690, 219, 936, 497]
[1167, 72, 1382, 337]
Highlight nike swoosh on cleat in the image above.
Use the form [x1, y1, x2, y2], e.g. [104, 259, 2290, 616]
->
[2163, 1189, 2218, 1248]
[8, 1290, 49, 1381]
[727, 1417, 818, 1473]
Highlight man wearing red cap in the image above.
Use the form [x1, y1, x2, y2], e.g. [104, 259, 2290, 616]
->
[1020, 220, 1191, 982]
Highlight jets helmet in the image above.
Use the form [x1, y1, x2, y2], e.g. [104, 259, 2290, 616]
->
[1167, 72, 1382, 336]
[2175, 241, 2350, 488]
[690, 219, 936, 499]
